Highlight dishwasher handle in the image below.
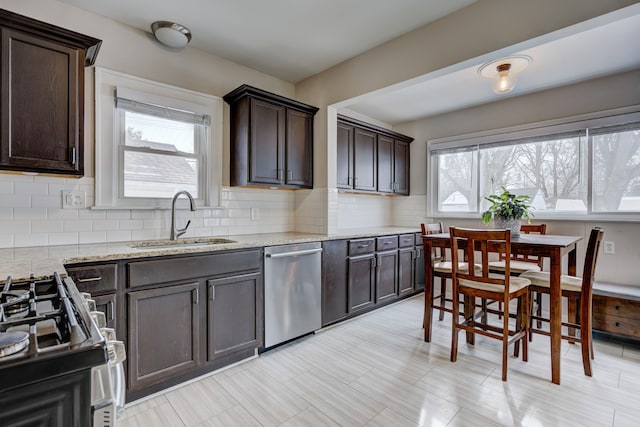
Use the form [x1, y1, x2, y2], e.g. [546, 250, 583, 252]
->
[266, 248, 323, 259]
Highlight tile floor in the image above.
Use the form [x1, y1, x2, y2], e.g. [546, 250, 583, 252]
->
[118, 294, 640, 426]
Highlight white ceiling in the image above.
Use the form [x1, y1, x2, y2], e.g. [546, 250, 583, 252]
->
[59, 0, 640, 125]
[59, 0, 475, 83]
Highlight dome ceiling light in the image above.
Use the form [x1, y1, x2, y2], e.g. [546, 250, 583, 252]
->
[151, 21, 192, 49]
[478, 55, 533, 94]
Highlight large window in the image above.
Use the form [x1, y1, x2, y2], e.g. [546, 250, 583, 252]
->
[95, 68, 222, 208]
[430, 108, 640, 219]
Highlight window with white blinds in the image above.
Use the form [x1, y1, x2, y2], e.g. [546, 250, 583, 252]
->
[95, 68, 222, 209]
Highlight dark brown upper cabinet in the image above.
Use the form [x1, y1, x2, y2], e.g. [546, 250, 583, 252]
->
[224, 85, 319, 189]
[0, 9, 101, 176]
[337, 115, 413, 195]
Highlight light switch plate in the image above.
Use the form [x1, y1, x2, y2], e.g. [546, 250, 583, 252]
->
[62, 190, 85, 209]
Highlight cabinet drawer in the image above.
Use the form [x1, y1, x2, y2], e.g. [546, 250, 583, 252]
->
[128, 250, 262, 288]
[376, 236, 398, 251]
[398, 234, 415, 248]
[593, 295, 640, 321]
[415, 233, 423, 246]
[593, 313, 640, 339]
[66, 263, 117, 295]
[349, 238, 375, 256]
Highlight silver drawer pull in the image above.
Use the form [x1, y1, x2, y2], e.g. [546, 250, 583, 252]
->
[384, 241, 393, 245]
[357, 244, 370, 249]
[78, 276, 102, 283]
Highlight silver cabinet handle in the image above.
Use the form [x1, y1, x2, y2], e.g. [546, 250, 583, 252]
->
[192, 288, 199, 305]
[357, 244, 370, 249]
[210, 285, 215, 301]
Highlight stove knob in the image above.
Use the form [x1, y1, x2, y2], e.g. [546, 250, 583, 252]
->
[90, 311, 107, 328]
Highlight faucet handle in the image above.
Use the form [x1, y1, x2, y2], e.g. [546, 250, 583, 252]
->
[175, 220, 192, 239]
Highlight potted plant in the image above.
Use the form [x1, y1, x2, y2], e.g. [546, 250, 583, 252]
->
[481, 187, 533, 237]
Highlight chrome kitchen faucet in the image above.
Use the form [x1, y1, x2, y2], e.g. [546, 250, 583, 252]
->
[170, 191, 196, 240]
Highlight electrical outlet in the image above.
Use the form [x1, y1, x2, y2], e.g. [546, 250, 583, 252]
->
[62, 190, 85, 209]
[603, 241, 615, 254]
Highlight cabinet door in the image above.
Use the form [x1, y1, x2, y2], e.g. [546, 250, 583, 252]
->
[336, 122, 354, 189]
[394, 140, 410, 195]
[127, 282, 200, 390]
[207, 272, 262, 361]
[353, 128, 377, 191]
[286, 109, 313, 187]
[398, 247, 415, 296]
[376, 250, 398, 303]
[377, 135, 394, 193]
[250, 98, 285, 185]
[0, 28, 82, 174]
[322, 240, 348, 326]
[348, 254, 376, 313]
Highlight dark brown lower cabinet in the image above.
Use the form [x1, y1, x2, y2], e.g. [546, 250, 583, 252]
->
[208, 272, 262, 360]
[127, 282, 200, 391]
[348, 254, 376, 313]
[398, 247, 415, 296]
[414, 242, 426, 291]
[376, 250, 398, 302]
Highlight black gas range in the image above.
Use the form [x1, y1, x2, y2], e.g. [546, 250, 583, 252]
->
[0, 272, 108, 426]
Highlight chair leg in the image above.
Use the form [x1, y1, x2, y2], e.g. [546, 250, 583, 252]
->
[451, 290, 460, 363]
[438, 277, 446, 321]
[535, 291, 543, 328]
[502, 297, 510, 381]
[568, 297, 578, 340]
[514, 298, 522, 358]
[580, 295, 593, 375]
[522, 291, 529, 363]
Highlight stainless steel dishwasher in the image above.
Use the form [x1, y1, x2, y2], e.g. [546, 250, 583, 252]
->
[264, 242, 322, 348]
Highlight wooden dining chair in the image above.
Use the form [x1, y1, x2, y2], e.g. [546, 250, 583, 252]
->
[449, 227, 530, 381]
[421, 222, 480, 322]
[488, 223, 546, 325]
[520, 227, 604, 376]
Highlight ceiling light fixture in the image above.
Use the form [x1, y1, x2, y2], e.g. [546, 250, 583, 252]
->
[478, 54, 533, 94]
[151, 21, 192, 48]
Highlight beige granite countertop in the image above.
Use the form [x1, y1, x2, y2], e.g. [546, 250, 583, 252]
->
[0, 227, 420, 282]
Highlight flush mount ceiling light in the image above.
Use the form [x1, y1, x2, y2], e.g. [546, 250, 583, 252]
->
[151, 21, 192, 48]
[478, 54, 533, 94]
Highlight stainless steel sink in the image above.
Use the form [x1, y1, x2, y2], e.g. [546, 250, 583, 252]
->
[130, 237, 236, 249]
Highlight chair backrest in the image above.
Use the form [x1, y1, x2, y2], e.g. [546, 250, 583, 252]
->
[450, 227, 512, 295]
[581, 227, 604, 296]
[499, 223, 547, 268]
[421, 222, 445, 261]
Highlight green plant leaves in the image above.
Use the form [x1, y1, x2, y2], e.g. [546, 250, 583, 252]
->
[481, 186, 533, 225]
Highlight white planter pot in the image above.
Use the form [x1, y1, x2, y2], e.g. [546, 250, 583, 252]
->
[493, 217, 522, 238]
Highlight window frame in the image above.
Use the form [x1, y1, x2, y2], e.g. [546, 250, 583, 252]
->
[428, 106, 640, 222]
[95, 67, 223, 209]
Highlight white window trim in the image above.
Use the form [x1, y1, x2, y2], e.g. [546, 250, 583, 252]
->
[94, 67, 223, 209]
[428, 105, 640, 222]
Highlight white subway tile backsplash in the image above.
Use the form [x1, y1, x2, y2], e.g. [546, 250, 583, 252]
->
[79, 231, 107, 244]
[14, 208, 48, 221]
[31, 220, 63, 233]
[48, 232, 79, 246]
[0, 220, 29, 234]
[106, 210, 131, 220]
[0, 195, 30, 208]
[32, 195, 62, 209]
[0, 208, 12, 220]
[14, 233, 48, 248]
[63, 220, 93, 232]
[118, 219, 144, 231]
[92, 220, 120, 231]
[0, 234, 14, 247]
[48, 209, 79, 220]
[106, 230, 131, 243]
[0, 181, 13, 194]
[15, 181, 49, 195]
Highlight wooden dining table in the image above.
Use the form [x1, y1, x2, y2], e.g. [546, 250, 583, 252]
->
[421, 232, 583, 385]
